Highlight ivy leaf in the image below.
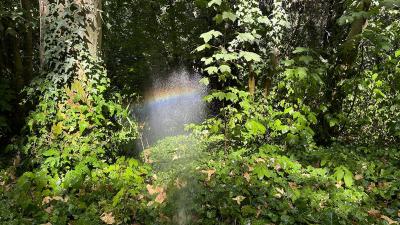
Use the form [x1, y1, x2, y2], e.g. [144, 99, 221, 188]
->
[79, 121, 90, 134]
[239, 51, 261, 62]
[52, 122, 63, 136]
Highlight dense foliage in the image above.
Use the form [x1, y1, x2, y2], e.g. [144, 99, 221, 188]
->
[0, 0, 399, 224]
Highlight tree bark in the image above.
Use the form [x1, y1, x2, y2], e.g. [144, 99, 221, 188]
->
[85, 0, 102, 57]
[21, 0, 34, 83]
[248, 63, 256, 96]
[12, 36, 24, 91]
[39, 0, 48, 70]
[264, 48, 279, 97]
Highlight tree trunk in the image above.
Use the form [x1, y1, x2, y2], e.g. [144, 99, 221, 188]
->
[21, 0, 34, 84]
[0, 36, 4, 74]
[39, 0, 48, 70]
[264, 48, 279, 97]
[85, 0, 102, 57]
[12, 37, 24, 91]
[248, 63, 256, 96]
[316, 0, 371, 145]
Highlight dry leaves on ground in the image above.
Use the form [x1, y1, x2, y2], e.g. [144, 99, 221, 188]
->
[100, 212, 115, 224]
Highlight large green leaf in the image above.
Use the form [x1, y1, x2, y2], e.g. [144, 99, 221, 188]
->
[245, 120, 266, 135]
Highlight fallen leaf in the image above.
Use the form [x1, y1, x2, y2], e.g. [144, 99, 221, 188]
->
[275, 187, 285, 198]
[143, 149, 153, 163]
[201, 169, 216, 181]
[147, 184, 166, 204]
[289, 182, 297, 189]
[380, 215, 397, 224]
[232, 196, 246, 205]
[368, 209, 381, 218]
[155, 191, 166, 204]
[100, 212, 115, 225]
[42, 197, 52, 205]
[146, 184, 164, 196]
[243, 172, 250, 182]
[172, 154, 180, 160]
[274, 163, 282, 171]
[137, 194, 144, 200]
[175, 178, 187, 189]
[146, 184, 157, 195]
[354, 174, 363, 180]
[255, 158, 265, 163]
[367, 183, 376, 192]
[147, 201, 154, 207]
[248, 165, 254, 171]
[44, 206, 53, 214]
[42, 196, 67, 205]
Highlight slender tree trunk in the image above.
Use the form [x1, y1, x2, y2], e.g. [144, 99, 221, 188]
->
[12, 37, 24, 91]
[264, 48, 279, 97]
[11, 35, 25, 131]
[21, 0, 34, 84]
[39, 0, 48, 70]
[248, 63, 256, 96]
[0, 37, 4, 74]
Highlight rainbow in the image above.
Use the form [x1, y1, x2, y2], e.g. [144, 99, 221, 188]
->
[145, 86, 203, 107]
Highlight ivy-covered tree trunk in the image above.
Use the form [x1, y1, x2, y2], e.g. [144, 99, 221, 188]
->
[84, 0, 102, 57]
[39, 0, 48, 69]
[23, 0, 135, 188]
